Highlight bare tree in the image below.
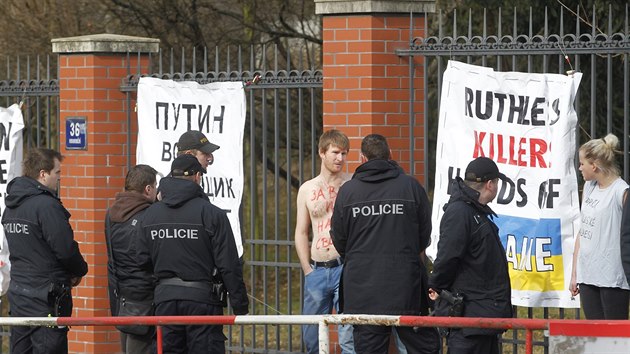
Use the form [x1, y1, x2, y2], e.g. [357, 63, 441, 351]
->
[105, 0, 321, 65]
[0, 0, 321, 66]
[0, 0, 112, 55]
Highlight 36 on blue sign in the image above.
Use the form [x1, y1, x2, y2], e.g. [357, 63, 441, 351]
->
[66, 117, 87, 150]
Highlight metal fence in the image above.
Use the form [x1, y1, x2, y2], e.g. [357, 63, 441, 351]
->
[396, 4, 630, 354]
[121, 44, 324, 353]
[2, 4, 630, 352]
[0, 45, 324, 353]
[0, 54, 60, 353]
[397, 4, 630, 189]
[0, 55, 59, 150]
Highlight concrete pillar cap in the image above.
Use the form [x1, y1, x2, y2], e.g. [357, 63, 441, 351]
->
[314, 0, 435, 15]
[52, 33, 159, 54]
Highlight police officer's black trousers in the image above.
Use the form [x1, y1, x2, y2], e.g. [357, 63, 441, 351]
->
[446, 330, 500, 354]
[10, 325, 68, 354]
[8, 289, 69, 354]
[156, 300, 226, 354]
[353, 325, 440, 354]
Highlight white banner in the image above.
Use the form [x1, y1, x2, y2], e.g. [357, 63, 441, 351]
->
[0, 103, 25, 294]
[427, 61, 583, 308]
[136, 78, 246, 257]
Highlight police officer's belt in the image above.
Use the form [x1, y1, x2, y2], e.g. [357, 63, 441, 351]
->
[159, 277, 213, 291]
[310, 257, 343, 268]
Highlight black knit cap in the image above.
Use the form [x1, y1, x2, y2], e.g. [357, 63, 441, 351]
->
[171, 154, 206, 176]
[464, 157, 506, 182]
[177, 130, 220, 154]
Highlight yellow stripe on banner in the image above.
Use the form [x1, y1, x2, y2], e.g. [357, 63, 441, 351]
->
[508, 255, 565, 292]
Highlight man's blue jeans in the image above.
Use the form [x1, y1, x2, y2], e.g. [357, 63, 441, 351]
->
[302, 264, 354, 354]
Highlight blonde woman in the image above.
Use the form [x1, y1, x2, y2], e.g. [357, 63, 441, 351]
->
[570, 133, 629, 319]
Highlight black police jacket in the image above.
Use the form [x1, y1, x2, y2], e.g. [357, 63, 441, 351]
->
[429, 177, 512, 336]
[331, 159, 432, 315]
[2, 177, 88, 288]
[137, 177, 249, 315]
[105, 191, 156, 314]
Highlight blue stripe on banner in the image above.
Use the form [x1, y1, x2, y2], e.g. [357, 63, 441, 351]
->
[495, 215, 562, 256]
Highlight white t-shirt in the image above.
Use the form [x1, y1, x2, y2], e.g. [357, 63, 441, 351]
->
[0, 236, 10, 296]
[577, 178, 629, 289]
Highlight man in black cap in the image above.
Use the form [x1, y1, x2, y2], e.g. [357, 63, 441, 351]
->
[428, 157, 512, 354]
[136, 154, 248, 353]
[176, 130, 220, 171]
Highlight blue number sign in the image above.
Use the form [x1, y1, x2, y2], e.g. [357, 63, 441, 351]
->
[66, 117, 87, 150]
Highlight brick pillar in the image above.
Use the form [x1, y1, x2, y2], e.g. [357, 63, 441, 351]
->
[52, 34, 159, 353]
[315, 0, 434, 183]
[315, 2, 434, 352]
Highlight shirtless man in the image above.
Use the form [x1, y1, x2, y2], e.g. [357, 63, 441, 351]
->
[295, 129, 354, 354]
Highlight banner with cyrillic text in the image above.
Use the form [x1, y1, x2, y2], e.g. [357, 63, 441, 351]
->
[427, 60, 582, 308]
[137, 78, 246, 257]
[0, 103, 25, 293]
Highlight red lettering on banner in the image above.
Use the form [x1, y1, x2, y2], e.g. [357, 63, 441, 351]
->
[473, 130, 549, 168]
[531, 139, 548, 168]
[497, 134, 506, 164]
[488, 132, 495, 160]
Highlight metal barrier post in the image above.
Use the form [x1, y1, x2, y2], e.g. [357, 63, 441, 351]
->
[525, 329, 533, 354]
[156, 325, 163, 354]
[318, 320, 329, 354]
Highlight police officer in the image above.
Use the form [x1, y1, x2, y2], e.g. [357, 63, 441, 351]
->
[428, 157, 512, 354]
[137, 153, 248, 353]
[176, 130, 219, 171]
[330, 134, 439, 354]
[2, 148, 88, 354]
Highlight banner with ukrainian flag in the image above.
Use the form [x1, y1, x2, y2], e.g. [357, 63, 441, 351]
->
[427, 60, 582, 308]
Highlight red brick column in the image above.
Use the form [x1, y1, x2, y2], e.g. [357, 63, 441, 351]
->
[52, 34, 159, 353]
[316, 0, 434, 183]
[316, 2, 434, 352]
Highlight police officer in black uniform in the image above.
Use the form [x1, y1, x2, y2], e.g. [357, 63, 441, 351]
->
[331, 134, 439, 354]
[137, 153, 248, 354]
[2, 148, 88, 354]
[428, 157, 512, 354]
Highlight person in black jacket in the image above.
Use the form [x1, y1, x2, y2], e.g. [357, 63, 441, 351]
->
[105, 164, 158, 353]
[428, 157, 513, 354]
[331, 134, 439, 354]
[137, 153, 249, 354]
[2, 148, 88, 354]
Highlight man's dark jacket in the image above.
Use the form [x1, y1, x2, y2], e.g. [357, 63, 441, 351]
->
[331, 159, 432, 315]
[136, 177, 248, 315]
[429, 177, 512, 336]
[2, 176, 87, 316]
[105, 191, 155, 315]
